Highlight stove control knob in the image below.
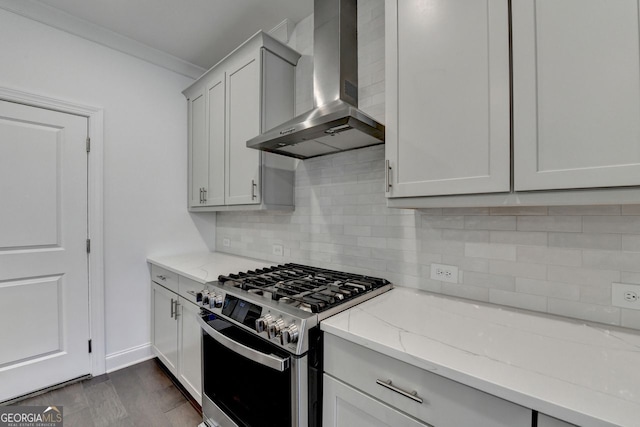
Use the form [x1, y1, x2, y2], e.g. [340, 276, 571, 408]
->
[280, 324, 299, 345]
[267, 318, 285, 340]
[213, 294, 223, 308]
[255, 314, 273, 334]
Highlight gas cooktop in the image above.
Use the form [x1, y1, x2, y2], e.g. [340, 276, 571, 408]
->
[197, 263, 392, 355]
[217, 263, 391, 314]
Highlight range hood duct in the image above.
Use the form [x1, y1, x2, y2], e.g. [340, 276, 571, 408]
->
[246, 0, 384, 159]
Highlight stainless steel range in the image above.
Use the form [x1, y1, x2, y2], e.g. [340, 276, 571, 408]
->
[195, 263, 392, 427]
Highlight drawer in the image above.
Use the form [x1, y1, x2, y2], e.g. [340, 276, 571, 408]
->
[178, 275, 204, 304]
[150, 264, 179, 293]
[324, 334, 531, 427]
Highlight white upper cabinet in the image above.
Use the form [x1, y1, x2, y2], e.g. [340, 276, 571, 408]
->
[512, 0, 640, 191]
[385, 0, 511, 197]
[183, 31, 299, 211]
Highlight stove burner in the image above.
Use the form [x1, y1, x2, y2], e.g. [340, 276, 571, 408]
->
[218, 263, 390, 313]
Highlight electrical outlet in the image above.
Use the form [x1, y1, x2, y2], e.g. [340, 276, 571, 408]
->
[612, 283, 640, 310]
[430, 263, 459, 284]
[223, 238, 230, 248]
[272, 244, 284, 257]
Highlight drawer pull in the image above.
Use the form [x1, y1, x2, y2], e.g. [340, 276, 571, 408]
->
[376, 379, 424, 404]
[157, 275, 167, 281]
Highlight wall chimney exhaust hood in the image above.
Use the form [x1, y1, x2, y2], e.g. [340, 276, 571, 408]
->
[246, 0, 384, 159]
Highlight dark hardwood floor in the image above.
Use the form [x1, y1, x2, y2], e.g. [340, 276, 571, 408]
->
[14, 359, 202, 427]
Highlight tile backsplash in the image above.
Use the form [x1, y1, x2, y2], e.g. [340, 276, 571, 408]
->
[217, 0, 640, 330]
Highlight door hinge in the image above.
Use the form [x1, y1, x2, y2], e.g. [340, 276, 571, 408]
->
[88, 339, 92, 353]
[86, 238, 91, 253]
[86, 137, 91, 153]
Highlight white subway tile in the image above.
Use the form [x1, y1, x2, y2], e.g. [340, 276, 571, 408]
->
[621, 205, 640, 215]
[387, 238, 419, 251]
[579, 286, 611, 305]
[621, 309, 640, 329]
[344, 246, 372, 258]
[442, 255, 489, 273]
[465, 243, 517, 261]
[372, 248, 420, 263]
[517, 216, 582, 232]
[442, 207, 489, 216]
[418, 252, 444, 265]
[422, 215, 465, 229]
[583, 216, 640, 234]
[547, 265, 620, 287]
[621, 272, 640, 284]
[464, 271, 515, 290]
[583, 250, 640, 272]
[422, 240, 465, 256]
[547, 299, 620, 325]
[464, 216, 516, 231]
[357, 236, 387, 249]
[344, 225, 372, 237]
[441, 283, 490, 302]
[418, 208, 443, 216]
[442, 229, 490, 243]
[489, 231, 548, 246]
[489, 260, 547, 280]
[515, 278, 580, 301]
[489, 289, 548, 312]
[419, 277, 442, 293]
[548, 205, 621, 216]
[622, 235, 640, 252]
[548, 232, 621, 250]
[387, 261, 421, 277]
[517, 246, 582, 267]
[490, 206, 548, 216]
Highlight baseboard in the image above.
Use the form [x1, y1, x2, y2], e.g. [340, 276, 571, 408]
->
[105, 343, 154, 373]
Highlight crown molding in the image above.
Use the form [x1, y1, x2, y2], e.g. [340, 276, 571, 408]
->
[0, 0, 205, 79]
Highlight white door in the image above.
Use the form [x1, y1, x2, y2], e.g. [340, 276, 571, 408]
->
[0, 100, 90, 402]
[513, 0, 640, 191]
[225, 51, 261, 205]
[385, 0, 510, 198]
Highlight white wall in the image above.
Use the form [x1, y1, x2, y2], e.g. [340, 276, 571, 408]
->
[0, 9, 216, 366]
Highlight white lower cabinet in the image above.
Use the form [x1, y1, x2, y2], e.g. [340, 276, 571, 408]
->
[150, 266, 202, 404]
[323, 374, 429, 427]
[323, 333, 532, 427]
[151, 282, 178, 375]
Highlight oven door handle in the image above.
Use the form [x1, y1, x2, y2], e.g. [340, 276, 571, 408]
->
[197, 316, 290, 372]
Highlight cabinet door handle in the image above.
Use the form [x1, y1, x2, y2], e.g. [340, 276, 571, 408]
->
[385, 160, 392, 193]
[376, 379, 424, 404]
[174, 300, 180, 319]
[202, 188, 207, 203]
[251, 180, 257, 200]
[170, 297, 175, 318]
[199, 188, 203, 204]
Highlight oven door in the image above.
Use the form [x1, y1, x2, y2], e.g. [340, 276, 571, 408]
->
[197, 313, 297, 427]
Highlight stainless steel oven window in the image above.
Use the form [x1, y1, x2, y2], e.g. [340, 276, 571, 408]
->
[199, 313, 309, 427]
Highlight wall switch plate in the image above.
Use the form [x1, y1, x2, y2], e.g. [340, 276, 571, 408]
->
[612, 283, 640, 310]
[430, 263, 459, 283]
[272, 244, 284, 256]
[223, 238, 230, 248]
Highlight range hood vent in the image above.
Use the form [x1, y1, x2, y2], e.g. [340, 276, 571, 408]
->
[247, 0, 384, 159]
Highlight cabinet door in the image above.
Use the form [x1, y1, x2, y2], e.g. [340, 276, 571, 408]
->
[323, 375, 430, 427]
[225, 51, 261, 205]
[151, 283, 178, 376]
[206, 73, 226, 206]
[385, 0, 510, 197]
[188, 88, 207, 207]
[178, 297, 202, 405]
[513, 0, 640, 191]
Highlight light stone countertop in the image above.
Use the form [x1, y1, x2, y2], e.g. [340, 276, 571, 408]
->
[320, 287, 640, 427]
[147, 251, 275, 284]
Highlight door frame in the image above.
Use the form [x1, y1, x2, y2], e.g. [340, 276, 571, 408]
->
[0, 86, 106, 376]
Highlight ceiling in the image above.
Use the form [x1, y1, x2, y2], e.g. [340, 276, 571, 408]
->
[33, 0, 313, 70]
